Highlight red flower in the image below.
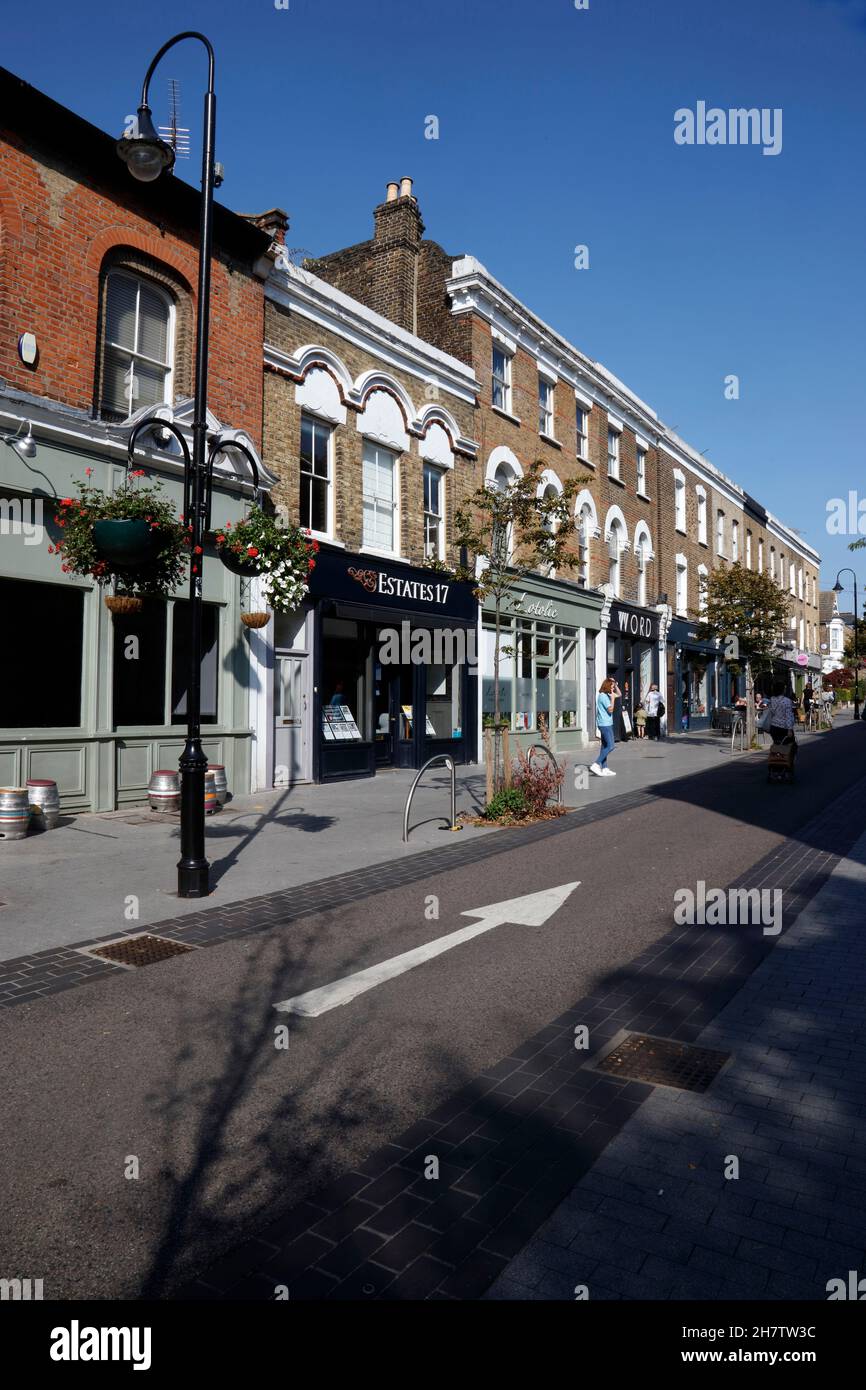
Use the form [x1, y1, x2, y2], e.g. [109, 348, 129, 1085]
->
[312, 540, 320, 552]
[192, 564, 199, 575]
[47, 545, 55, 554]
[216, 533, 226, 544]
[60, 498, 72, 507]
[85, 467, 93, 476]
[193, 545, 203, 555]
[247, 546, 259, 558]
[61, 563, 69, 572]
[308, 558, 315, 571]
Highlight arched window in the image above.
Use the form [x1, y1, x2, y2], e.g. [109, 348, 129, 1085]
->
[100, 269, 174, 420]
[608, 518, 624, 596]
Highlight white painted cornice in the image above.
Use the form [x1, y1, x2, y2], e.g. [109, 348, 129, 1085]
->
[267, 262, 479, 408]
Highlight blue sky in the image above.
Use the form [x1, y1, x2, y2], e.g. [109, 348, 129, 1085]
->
[5, 0, 865, 608]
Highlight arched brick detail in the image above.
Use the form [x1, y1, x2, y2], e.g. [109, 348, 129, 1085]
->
[85, 226, 197, 296]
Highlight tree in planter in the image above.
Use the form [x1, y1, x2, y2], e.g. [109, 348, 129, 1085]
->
[48, 468, 187, 605]
[453, 459, 587, 790]
[694, 562, 792, 746]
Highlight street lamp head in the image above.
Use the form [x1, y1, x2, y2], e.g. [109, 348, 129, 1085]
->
[116, 104, 175, 182]
[832, 580, 844, 594]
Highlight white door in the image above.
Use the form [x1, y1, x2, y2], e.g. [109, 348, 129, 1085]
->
[274, 654, 309, 784]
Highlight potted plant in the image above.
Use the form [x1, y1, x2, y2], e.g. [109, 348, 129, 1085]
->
[49, 467, 187, 610]
[214, 506, 317, 625]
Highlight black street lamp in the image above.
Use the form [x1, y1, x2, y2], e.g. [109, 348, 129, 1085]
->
[118, 32, 220, 897]
[832, 568, 860, 721]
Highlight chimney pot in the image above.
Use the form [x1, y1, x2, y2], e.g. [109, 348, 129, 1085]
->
[399, 176, 413, 199]
[386, 181, 399, 202]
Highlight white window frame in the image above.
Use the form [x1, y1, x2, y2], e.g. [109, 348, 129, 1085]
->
[675, 553, 688, 617]
[423, 462, 445, 562]
[607, 426, 621, 480]
[361, 441, 399, 556]
[770, 546, 776, 580]
[538, 374, 555, 438]
[696, 485, 707, 545]
[745, 530, 752, 569]
[731, 518, 739, 563]
[492, 345, 512, 414]
[577, 505, 593, 587]
[102, 269, 175, 418]
[697, 563, 709, 615]
[716, 509, 726, 557]
[758, 537, 764, 571]
[636, 446, 647, 497]
[575, 402, 589, 461]
[674, 469, 686, 533]
[299, 412, 334, 540]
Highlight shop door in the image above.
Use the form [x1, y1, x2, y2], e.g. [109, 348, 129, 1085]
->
[374, 662, 414, 767]
[274, 654, 309, 784]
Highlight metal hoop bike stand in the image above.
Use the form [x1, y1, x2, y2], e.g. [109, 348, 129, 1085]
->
[525, 743, 564, 805]
[402, 755, 461, 843]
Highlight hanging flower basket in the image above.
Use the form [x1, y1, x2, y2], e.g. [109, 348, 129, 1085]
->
[214, 506, 318, 615]
[92, 518, 160, 567]
[240, 611, 271, 630]
[49, 468, 188, 598]
[104, 594, 144, 616]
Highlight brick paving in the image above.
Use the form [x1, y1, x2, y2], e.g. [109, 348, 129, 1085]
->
[0, 783, 660, 1009]
[170, 773, 866, 1300]
[485, 797, 866, 1300]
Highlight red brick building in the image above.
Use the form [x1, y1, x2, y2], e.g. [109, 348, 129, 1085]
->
[0, 66, 274, 809]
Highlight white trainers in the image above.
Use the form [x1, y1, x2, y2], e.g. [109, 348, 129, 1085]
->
[588, 762, 603, 776]
[601, 768, 616, 776]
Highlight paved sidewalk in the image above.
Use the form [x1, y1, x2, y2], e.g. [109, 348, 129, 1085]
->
[486, 806, 866, 1300]
[1, 719, 826, 961]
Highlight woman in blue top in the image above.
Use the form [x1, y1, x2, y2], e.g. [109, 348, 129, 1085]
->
[591, 677, 620, 777]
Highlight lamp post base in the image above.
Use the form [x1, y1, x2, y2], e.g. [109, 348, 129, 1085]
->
[177, 861, 211, 898]
[177, 737, 210, 899]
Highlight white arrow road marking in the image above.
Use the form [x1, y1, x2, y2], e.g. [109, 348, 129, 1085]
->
[273, 882, 580, 1018]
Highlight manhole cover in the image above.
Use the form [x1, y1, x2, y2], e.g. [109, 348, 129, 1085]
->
[597, 1033, 729, 1092]
[89, 935, 194, 967]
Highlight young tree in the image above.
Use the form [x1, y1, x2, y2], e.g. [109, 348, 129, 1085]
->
[453, 460, 587, 790]
[694, 562, 792, 746]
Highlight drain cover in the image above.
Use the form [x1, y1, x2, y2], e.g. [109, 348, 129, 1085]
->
[597, 1033, 729, 1092]
[89, 935, 194, 967]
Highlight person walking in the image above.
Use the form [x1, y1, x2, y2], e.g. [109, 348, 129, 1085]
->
[768, 680, 797, 755]
[590, 677, 619, 777]
[644, 683, 663, 740]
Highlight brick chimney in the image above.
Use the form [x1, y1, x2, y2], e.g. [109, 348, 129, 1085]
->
[371, 177, 424, 334]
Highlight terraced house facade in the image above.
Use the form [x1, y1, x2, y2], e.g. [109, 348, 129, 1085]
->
[314, 180, 821, 744]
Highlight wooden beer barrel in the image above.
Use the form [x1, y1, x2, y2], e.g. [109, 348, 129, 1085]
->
[204, 770, 219, 815]
[207, 764, 228, 806]
[26, 778, 61, 829]
[148, 769, 180, 813]
[0, 787, 31, 841]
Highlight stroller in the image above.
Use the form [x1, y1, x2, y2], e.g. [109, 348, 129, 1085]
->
[767, 735, 796, 784]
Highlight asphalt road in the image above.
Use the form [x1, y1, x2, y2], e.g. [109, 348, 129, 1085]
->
[0, 725, 861, 1299]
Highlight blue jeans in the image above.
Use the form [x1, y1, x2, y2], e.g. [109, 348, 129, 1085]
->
[598, 724, 615, 768]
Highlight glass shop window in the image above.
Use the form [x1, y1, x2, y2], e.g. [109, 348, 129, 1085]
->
[426, 663, 462, 740]
[171, 601, 220, 725]
[555, 632, 578, 730]
[481, 624, 513, 728]
[0, 578, 84, 728]
[113, 602, 167, 727]
[322, 616, 369, 740]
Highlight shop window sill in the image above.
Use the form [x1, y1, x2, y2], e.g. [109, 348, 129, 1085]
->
[358, 547, 411, 564]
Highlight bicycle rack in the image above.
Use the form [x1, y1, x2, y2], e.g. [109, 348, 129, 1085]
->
[525, 743, 564, 805]
[730, 714, 746, 754]
[402, 755, 461, 843]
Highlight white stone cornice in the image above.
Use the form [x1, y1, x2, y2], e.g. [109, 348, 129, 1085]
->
[267, 263, 479, 407]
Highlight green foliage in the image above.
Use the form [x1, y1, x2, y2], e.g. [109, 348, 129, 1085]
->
[695, 562, 792, 667]
[482, 787, 529, 822]
[214, 506, 318, 613]
[49, 468, 187, 597]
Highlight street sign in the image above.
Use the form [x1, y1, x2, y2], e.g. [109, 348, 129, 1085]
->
[273, 882, 581, 1017]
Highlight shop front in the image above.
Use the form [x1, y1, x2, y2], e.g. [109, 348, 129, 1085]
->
[305, 547, 478, 781]
[0, 406, 267, 811]
[667, 619, 720, 732]
[480, 575, 604, 755]
[603, 600, 661, 741]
